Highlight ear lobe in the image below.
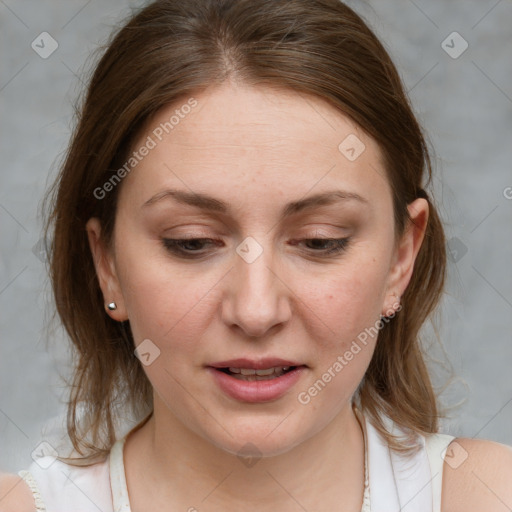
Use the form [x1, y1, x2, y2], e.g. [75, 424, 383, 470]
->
[85, 217, 128, 321]
[382, 198, 429, 315]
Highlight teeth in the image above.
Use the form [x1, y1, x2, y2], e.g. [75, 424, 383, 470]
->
[255, 368, 275, 376]
[226, 366, 294, 380]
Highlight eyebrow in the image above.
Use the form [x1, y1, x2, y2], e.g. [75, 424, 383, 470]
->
[142, 188, 368, 219]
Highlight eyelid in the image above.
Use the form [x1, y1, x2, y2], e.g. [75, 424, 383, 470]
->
[291, 236, 350, 254]
[160, 235, 351, 259]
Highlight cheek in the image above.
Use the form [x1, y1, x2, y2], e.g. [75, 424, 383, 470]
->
[115, 244, 216, 352]
[293, 261, 387, 411]
[295, 256, 388, 349]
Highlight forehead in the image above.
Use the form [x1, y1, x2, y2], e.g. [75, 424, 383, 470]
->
[120, 82, 391, 211]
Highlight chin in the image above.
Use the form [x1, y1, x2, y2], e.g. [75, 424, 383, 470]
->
[198, 417, 309, 459]
[213, 435, 303, 460]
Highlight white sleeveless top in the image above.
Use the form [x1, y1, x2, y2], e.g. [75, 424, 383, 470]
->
[18, 411, 455, 512]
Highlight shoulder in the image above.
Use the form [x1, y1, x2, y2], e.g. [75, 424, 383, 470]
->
[441, 437, 512, 512]
[0, 472, 35, 512]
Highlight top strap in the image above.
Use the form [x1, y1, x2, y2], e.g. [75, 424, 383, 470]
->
[367, 412, 453, 512]
[17, 454, 112, 512]
[110, 437, 131, 512]
[109, 411, 153, 511]
[424, 433, 455, 512]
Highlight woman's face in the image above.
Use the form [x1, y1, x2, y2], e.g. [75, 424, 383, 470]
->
[87, 82, 427, 457]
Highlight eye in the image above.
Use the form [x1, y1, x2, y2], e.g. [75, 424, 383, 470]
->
[161, 236, 351, 259]
[298, 238, 350, 255]
[162, 238, 219, 258]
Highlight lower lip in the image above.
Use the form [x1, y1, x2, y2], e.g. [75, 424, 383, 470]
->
[207, 366, 306, 403]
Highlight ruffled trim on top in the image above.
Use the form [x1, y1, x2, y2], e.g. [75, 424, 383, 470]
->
[17, 470, 46, 511]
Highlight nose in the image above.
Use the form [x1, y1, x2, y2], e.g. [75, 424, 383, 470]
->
[221, 241, 291, 338]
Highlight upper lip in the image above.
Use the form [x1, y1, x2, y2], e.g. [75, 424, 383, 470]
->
[208, 358, 306, 370]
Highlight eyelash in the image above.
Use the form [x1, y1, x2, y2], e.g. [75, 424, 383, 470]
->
[161, 237, 350, 258]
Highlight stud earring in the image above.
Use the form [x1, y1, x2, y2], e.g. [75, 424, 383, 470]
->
[107, 302, 117, 311]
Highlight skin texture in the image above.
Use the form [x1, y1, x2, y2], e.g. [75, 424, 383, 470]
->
[85, 82, 427, 511]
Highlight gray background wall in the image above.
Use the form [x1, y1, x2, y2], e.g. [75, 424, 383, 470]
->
[1, 0, 511, 473]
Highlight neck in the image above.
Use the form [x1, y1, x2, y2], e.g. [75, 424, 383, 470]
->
[125, 398, 365, 511]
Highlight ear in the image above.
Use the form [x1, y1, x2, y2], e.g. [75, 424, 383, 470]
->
[381, 198, 429, 316]
[85, 217, 128, 321]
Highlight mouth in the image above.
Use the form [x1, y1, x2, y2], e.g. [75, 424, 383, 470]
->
[215, 365, 299, 381]
[207, 358, 307, 402]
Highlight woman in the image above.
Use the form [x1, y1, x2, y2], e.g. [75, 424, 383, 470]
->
[2, 0, 511, 510]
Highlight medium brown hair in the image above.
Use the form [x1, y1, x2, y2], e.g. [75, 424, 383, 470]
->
[45, 0, 446, 464]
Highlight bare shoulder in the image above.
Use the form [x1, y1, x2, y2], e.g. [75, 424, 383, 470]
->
[441, 437, 512, 512]
[0, 473, 35, 512]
